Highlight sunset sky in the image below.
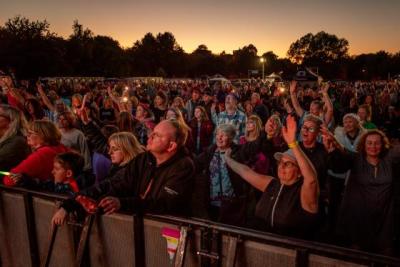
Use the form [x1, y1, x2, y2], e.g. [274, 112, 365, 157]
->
[1, 0, 399, 58]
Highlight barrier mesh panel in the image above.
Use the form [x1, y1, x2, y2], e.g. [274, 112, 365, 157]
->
[0, 192, 31, 267]
[89, 213, 135, 267]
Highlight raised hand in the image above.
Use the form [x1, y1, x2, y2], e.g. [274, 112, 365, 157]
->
[82, 93, 89, 108]
[78, 107, 90, 125]
[36, 81, 45, 94]
[321, 82, 329, 94]
[281, 115, 297, 144]
[289, 80, 297, 94]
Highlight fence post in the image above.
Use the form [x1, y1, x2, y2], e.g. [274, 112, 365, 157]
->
[174, 226, 189, 267]
[133, 215, 146, 267]
[295, 248, 309, 267]
[23, 192, 40, 267]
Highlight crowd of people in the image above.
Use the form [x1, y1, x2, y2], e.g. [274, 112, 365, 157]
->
[0, 74, 400, 256]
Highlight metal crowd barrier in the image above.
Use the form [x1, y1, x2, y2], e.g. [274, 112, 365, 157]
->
[1, 185, 399, 267]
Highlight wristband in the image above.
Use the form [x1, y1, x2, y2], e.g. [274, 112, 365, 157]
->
[288, 141, 298, 149]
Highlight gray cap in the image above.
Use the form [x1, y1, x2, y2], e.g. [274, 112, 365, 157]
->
[274, 149, 297, 165]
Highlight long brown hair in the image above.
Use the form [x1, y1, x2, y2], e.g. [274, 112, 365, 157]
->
[194, 106, 209, 121]
[245, 115, 262, 141]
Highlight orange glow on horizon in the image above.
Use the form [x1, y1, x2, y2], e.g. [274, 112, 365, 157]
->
[1, 0, 399, 59]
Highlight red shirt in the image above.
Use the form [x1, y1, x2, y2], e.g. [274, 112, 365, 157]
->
[3, 144, 69, 186]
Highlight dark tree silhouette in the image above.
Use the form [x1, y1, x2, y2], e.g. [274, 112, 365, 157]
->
[0, 16, 399, 80]
[287, 31, 349, 65]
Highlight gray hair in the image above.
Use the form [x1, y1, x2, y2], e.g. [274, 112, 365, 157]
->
[216, 124, 237, 141]
[303, 114, 323, 128]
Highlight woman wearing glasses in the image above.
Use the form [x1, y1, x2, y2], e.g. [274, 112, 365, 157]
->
[3, 119, 69, 186]
[77, 108, 145, 184]
[224, 115, 319, 238]
[297, 114, 330, 197]
[52, 129, 144, 225]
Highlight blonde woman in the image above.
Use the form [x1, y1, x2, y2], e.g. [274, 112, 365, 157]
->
[71, 94, 83, 115]
[240, 115, 263, 143]
[52, 131, 145, 225]
[239, 115, 269, 175]
[0, 104, 30, 171]
[78, 108, 145, 182]
[108, 132, 144, 167]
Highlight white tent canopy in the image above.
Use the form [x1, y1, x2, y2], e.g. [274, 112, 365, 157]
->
[266, 72, 281, 79]
[265, 72, 282, 82]
[209, 74, 229, 82]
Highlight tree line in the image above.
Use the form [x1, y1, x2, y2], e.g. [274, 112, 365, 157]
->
[1, 16, 399, 80]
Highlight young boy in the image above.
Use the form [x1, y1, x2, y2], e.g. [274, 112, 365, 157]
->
[52, 152, 84, 195]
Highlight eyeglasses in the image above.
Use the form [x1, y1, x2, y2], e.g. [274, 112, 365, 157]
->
[278, 160, 298, 169]
[301, 125, 317, 133]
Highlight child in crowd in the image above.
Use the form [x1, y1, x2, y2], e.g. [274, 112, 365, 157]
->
[52, 152, 84, 195]
[4, 151, 84, 195]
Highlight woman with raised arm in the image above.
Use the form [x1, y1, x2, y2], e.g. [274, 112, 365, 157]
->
[224, 115, 319, 238]
[321, 128, 400, 255]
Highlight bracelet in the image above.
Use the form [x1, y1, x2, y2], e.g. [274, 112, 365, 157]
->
[288, 141, 298, 149]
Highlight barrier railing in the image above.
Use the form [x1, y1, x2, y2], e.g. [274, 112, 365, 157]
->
[1, 185, 399, 267]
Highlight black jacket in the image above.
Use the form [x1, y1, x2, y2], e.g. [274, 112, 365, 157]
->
[80, 121, 108, 155]
[62, 148, 195, 217]
[0, 133, 30, 171]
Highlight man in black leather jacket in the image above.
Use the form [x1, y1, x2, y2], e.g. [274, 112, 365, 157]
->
[52, 119, 195, 225]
